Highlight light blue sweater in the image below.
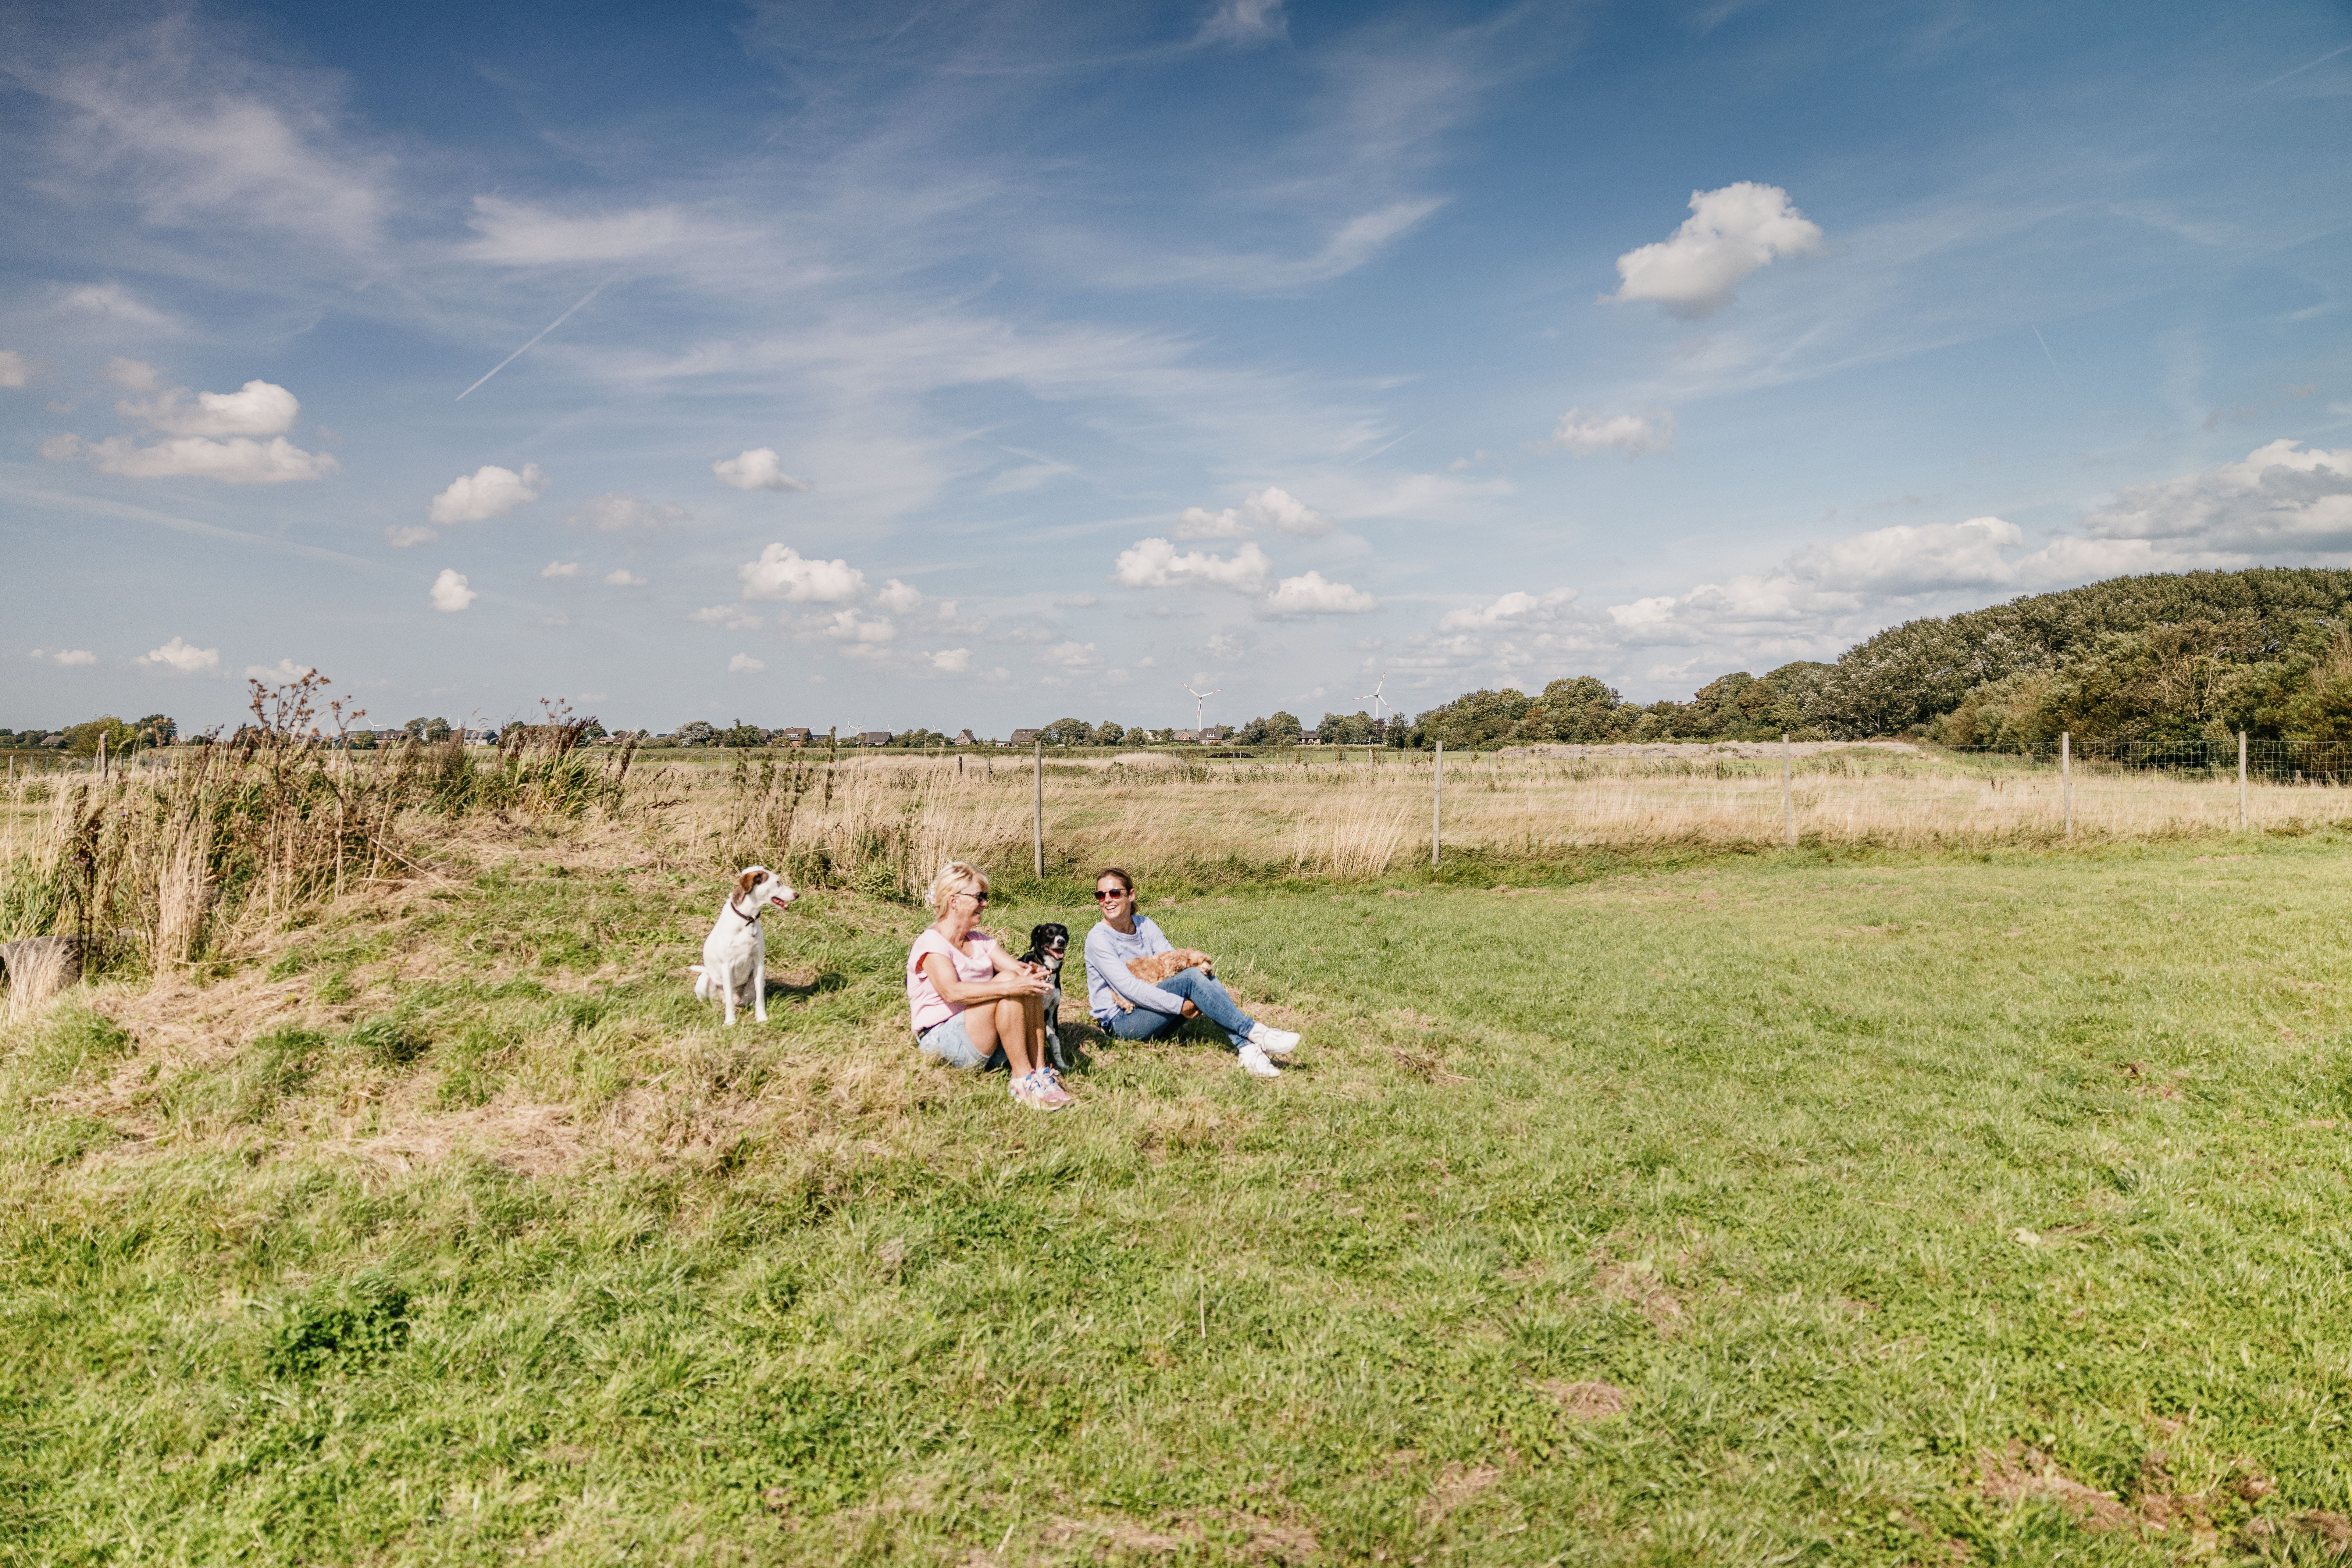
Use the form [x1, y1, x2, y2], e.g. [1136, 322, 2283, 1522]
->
[1084, 914, 1187, 1021]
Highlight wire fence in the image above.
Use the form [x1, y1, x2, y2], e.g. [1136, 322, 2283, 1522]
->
[1938, 738, 2352, 783]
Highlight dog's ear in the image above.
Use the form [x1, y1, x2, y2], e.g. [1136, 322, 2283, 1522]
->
[736, 868, 761, 898]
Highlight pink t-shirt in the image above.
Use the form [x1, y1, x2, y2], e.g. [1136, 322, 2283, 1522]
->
[907, 928, 998, 1034]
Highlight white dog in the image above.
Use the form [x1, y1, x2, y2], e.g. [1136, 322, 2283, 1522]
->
[689, 866, 796, 1025]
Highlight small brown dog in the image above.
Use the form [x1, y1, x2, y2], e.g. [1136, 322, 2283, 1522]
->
[1109, 948, 1215, 1011]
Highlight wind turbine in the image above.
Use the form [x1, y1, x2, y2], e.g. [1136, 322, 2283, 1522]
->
[1360, 672, 1398, 727]
[1183, 682, 1222, 734]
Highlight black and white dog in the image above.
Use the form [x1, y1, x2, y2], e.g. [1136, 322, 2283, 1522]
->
[1021, 922, 1071, 1072]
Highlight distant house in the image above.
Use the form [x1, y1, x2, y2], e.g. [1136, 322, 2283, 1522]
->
[952, 729, 978, 746]
[1171, 729, 1199, 744]
[1199, 726, 1227, 743]
[857, 731, 893, 747]
[1008, 728, 1042, 746]
[776, 727, 812, 746]
[1299, 730, 1320, 744]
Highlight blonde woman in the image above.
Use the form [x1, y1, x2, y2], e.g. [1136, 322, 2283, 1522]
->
[906, 861, 1068, 1109]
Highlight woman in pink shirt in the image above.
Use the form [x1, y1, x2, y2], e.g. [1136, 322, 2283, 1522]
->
[905, 860, 1068, 1110]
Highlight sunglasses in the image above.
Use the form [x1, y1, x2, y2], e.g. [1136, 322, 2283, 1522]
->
[1094, 887, 1132, 901]
[960, 889, 990, 905]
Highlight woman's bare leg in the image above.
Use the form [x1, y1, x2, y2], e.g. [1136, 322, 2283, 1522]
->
[987, 997, 1038, 1075]
[1020, 994, 1048, 1069]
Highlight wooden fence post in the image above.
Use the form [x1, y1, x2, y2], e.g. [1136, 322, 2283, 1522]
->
[1782, 733, 1796, 848]
[2239, 730, 2249, 831]
[1033, 736, 1045, 877]
[1431, 742, 1444, 867]
[2062, 731, 2072, 837]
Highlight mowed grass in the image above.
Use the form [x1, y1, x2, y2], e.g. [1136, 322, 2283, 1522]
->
[6, 838, 2352, 1564]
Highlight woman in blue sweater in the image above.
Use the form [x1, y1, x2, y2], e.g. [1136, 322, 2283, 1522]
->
[1083, 865, 1301, 1077]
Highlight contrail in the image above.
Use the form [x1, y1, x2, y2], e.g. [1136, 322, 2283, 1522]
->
[2031, 324, 2068, 389]
[2255, 41, 2351, 92]
[455, 265, 627, 401]
[1353, 417, 1438, 465]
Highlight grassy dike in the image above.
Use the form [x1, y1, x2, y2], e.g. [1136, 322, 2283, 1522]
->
[6, 836, 2352, 1564]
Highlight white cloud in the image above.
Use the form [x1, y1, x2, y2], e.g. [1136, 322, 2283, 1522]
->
[1437, 587, 1579, 631]
[1551, 408, 1674, 456]
[116, 378, 299, 437]
[712, 447, 810, 492]
[691, 604, 763, 631]
[1243, 486, 1333, 536]
[1041, 640, 1103, 669]
[1175, 505, 1249, 539]
[463, 195, 718, 265]
[1173, 486, 1334, 539]
[42, 433, 339, 484]
[0, 351, 29, 388]
[426, 463, 546, 526]
[1610, 182, 1824, 319]
[102, 357, 162, 392]
[244, 658, 315, 681]
[1112, 537, 1274, 592]
[51, 283, 177, 330]
[29, 647, 96, 666]
[1790, 516, 2022, 593]
[728, 653, 766, 673]
[568, 492, 684, 532]
[2079, 440, 2352, 554]
[138, 636, 219, 674]
[927, 647, 973, 673]
[604, 569, 648, 587]
[429, 569, 476, 613]
[804, 606, 884, 644]
[1198, 0, 1287, 46]
[385, 526, 436, 548]
[739, 543, 867, 602]
[36, 30, 390, 250]
[877, 578, 925, 613]
[1204, 631, 1253, 663]
[541, 561, 583, 579]
[1265, 572, 1378, 615]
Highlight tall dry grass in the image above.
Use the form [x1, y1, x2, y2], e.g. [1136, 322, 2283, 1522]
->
[6, 737, 2337, 1004]
[663, 741, 2352, 893]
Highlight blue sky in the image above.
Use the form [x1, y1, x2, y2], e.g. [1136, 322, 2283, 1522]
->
[3, 0, 2349, 736]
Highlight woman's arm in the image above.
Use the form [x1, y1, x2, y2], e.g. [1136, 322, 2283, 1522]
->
[922, 947, 1047, 1007]
[1084, 923, 1186, 1016]
[981, 937, 1039, 979]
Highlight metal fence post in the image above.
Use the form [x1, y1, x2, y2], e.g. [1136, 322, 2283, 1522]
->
[2062, 731, 2072, 837]
[2239, 730, 2248, 831]
[1431, 742, 1443, 866]
[1032, 737, 1045, 877]
[1782, 733, 1796, 848]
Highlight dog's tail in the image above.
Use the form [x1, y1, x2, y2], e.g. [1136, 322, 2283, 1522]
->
[689, 963, 713, 1001]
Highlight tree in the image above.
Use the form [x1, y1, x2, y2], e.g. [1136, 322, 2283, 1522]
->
[1040, 717, 1092, 746]
[1260, 711, 1302, 744]
[133, 713, 177, 747]
[718, 719, 766, 747]
[1092, 720, 1125, 746]
[676, 720, 717, 746]
[1319, 710, 1375, 744]
[61, 716, 137, 757]
[404, 717, 454, 743]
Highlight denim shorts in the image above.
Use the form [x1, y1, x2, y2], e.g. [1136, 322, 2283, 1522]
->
[918, 1012, 1007, 1071]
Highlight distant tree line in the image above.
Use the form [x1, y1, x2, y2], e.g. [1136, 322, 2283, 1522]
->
[1396, 568, 2352, 749]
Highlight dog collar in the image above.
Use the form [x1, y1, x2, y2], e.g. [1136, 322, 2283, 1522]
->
[729, 898, 759, 925]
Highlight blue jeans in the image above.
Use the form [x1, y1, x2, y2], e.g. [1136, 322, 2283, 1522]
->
[1102, 968, 1256, 1050]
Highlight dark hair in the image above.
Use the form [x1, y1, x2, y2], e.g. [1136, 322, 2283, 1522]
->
[1095, 866, 1134, 892]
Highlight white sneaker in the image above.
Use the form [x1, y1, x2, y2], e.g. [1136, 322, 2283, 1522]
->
[1247, 1024, 1301, 1058]
[1238, 1042, 1282, 1077]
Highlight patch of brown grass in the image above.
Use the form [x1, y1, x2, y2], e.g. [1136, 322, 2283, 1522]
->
[1975, 1442, 2136, 1532]
[1542, 1379, 1629, 1420]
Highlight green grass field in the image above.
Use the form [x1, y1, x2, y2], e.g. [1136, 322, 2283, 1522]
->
[7, 836, 2352, 1564]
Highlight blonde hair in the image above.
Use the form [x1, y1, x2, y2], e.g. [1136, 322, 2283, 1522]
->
[925, 859, 987, 912]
